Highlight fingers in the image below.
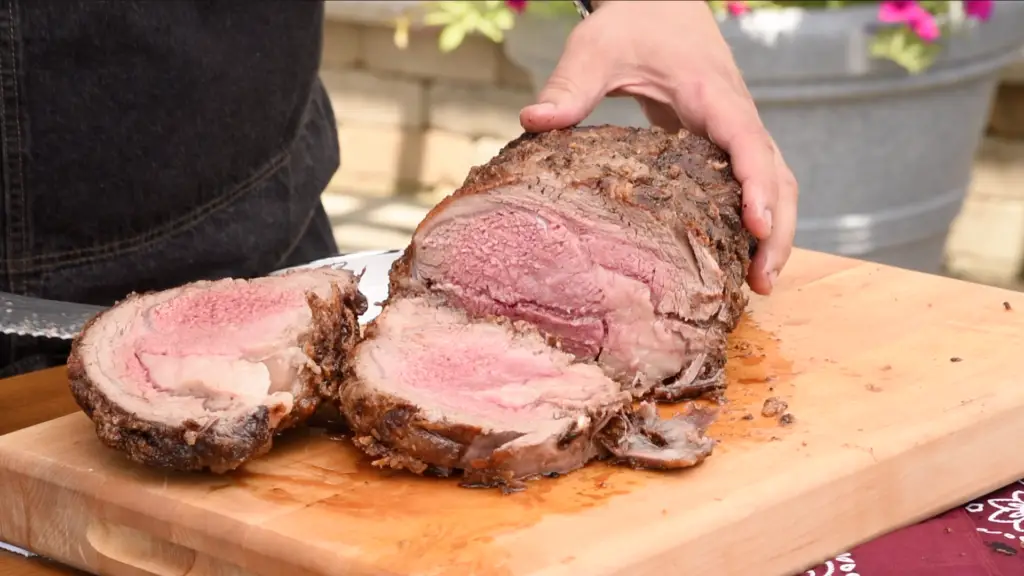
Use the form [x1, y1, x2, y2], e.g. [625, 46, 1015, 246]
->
[670, 81, 791, 295]
[519, 0, 796, 295]
[519, 23, 612, 133]
[636, 97, 683, 132]
[747, 148, 798, 294]
[702, 93, 778, 243]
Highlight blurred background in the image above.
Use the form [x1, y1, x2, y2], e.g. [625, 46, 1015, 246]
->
[317, 0, 1024, 289]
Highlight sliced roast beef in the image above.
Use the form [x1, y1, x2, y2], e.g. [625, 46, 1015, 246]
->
[339, 295, 716, 490]
[388, 125, 753, 401]
[68, 267, 367, 473]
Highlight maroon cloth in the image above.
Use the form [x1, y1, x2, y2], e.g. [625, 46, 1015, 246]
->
[803, 480, 1024, 575]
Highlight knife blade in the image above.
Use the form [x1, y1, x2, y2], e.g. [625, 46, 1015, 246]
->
[0, 292, 107, 340]
[0, 250, 405, 341]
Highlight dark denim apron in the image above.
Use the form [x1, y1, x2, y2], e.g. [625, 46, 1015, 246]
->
[0, 0, 340, 376]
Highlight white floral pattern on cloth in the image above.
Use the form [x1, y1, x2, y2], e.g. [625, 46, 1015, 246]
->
[964, 480, 1024, 547]
[798, 477, 1024, 576]
[805, 552, 859, 576]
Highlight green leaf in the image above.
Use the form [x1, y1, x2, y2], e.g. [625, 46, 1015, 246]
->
[423, 11, 456, 26]
[462, 8, 482, 29]
[869, 26, 942, 74]
[437, 1, 470, 15]
[526, 1, 577, 18]
[492, 8, 515, 30]
[475, 17, 505, 42]
[438, 23, 468, 52]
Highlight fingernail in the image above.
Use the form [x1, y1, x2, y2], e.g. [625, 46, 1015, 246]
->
[763, 208, 773, 234]
[767, 269, 778, 290]
[530, 102, 557, 116]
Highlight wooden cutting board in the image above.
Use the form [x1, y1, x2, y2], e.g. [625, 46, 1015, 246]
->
[2, 249, 1024, 576]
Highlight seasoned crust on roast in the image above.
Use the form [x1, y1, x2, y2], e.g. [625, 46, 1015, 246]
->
[396, 126, 752, 323]
[342, 386, 716, 491]
[68, 278, 366, 474]
[341, 387, 621, 489]
[468, 125, 752, 329]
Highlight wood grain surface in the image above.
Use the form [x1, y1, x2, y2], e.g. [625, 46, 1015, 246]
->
[2, 249, 1024, 576]
[0, 367, 83, 575]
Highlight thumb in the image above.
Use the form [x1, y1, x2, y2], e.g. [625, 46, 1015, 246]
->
[519, 28, 610, 132]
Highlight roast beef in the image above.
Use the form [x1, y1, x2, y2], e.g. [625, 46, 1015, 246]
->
[336, 126, 748, 488]
[389, 125, 753, 401]
[68, 267, 367, 473]
[340, 295, 715, 490]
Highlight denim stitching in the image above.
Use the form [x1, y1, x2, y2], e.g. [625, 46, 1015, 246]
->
[22, 76, 334, 269]
[5, 0, 25, 288]
[4, 26, 332, 274]
[0, 0, 24, 293]
[7, 150, 289, 272]
[272, 197, 321, 271]
[8, 0, 23, 271]
[0, 1, 8, 288]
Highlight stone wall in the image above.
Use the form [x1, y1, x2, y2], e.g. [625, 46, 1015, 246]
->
[320, 19, 535, 204]
[944, 76, 1024, 286]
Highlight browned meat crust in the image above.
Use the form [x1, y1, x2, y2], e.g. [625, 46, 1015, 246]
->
[342, 386, 716, 491]
[341, 388, 621, 490]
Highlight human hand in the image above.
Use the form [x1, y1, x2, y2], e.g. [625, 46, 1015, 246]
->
[518, 0, 797, 296]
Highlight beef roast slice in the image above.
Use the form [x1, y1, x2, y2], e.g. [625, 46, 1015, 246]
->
[340, 295, 716, 489]
[68, 267, 367, 473]
[388, 125, 752, 402]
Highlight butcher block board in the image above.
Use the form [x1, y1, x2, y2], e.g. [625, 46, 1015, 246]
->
[3, 248, 1024, 576]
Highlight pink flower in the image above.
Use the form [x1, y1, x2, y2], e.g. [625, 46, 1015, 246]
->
[964, 0, 994, 21]
[878, 0, 941, 42]
[505, 0, 527, 13]
[878, 1, 914, 24]
[726, 1, 749, 16]
[910, 11, 940, 42]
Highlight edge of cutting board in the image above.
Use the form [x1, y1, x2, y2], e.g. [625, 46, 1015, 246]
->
[5, 401, 1024, 576]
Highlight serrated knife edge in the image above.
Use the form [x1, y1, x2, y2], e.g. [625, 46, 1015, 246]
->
[0, 292, 108, 340]
[0, 250, 404, 341]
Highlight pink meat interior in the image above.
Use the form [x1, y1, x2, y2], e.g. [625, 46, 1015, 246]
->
[355, 297, 626, 431]
[79, 269, 350, 428]
[410, 192, 723, 384]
